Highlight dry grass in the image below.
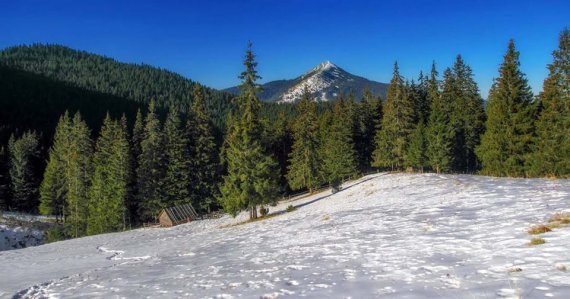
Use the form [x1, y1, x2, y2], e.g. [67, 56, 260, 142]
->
[548, 212, 570, 225]
[507, 267, 523, 273]
[556, 264, 567, 272]
[321, 214, 330, 221]
[528, 237, 546, 246]
[527, 224, 552, 235]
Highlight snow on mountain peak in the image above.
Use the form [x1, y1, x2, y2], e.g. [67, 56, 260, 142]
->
[279, 61, 344, 103]
[313, 60, 338, 72]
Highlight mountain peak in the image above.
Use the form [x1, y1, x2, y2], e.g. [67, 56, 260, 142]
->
[312, 60, 338, 73]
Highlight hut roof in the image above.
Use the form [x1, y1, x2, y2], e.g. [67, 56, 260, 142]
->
[162, 203, 199, 223]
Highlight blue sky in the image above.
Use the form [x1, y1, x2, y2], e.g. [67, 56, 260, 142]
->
[1, 0, 569, 98]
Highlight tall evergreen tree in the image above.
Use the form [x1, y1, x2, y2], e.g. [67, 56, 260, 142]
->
[451, 55, 486, 172]
[219, 43, 279, 219]
[476, 40, 535, 177]
[39, 112, 71, 221]
[354, 90, 383, 172]
[136, 100, 166, 222]
[128, 108, 144, 221]
[287, 87, 322, 192]
[405, 121, 427, 171]
[87, 114, 130, 235]
[163, 105, 191, 206]
[321, 96, 358, 185]
[8, 131, 40, 212]
[373, 62, 415, 170]
[426, 65, 454, 173]
[0, 147, 10, 210]
[188, 84, 219, 212]
[530, 28, 570, 177]
[65, 112, 93, 237]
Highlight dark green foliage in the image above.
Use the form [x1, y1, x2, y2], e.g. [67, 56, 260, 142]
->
[450, 56, 486, 172]
[39, 113, 71, 221]
[529, 29, 570, 177]
[373, 63, 415, 170]
[65, 113, 93, 237]
[405, 122, 427, 171]
[219, 43, 279, 219]
[353, 90, 383, 172]
[287, 87, 322, 191]
[0, 44, 234, 129]
[0, 147, 9, 210]
[40, 112, 92, 236]
[136, 101, 166, 222]
[163, 106, 191, 206]
[320, 97, 358, 184]
[8, 131, 40, 212]
[187, 84, 220, 213]
[87, 114, 130, 235]
[477, 40, 535, 177]
[426, 65, 454, 173]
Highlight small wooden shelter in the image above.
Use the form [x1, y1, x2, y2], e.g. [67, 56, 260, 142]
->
[158, 203, 199, 227]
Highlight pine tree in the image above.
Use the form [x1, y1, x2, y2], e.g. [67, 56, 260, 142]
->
[8, 131, 40, 212]
[136, 100, 166, 222]
[426, 65, 454, 173]
[530, 28, 570, 177]
[287, 87, 322, 192]
[39, 112, 72, 221]
[219, 43, 279, 219]
[163, 105, 191, 206]
[66, 112, 93, 237]
[0, 147, 10, 210]
[451, 55, 486, 172]
[476, 40, 535, 177]
[373, 62, 415, 170]
[129, 108, 144, 222]
[87, 114, 130, 235]
[321, 96, 358, 185]
[188, 84, 219, 212]
[354, 90, 382, 172]
[405, 121, 427, 171]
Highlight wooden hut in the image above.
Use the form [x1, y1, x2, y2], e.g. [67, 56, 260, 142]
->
[158, 203, 199, 227]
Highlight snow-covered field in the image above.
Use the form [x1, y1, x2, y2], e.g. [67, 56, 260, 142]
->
[1, 173, 570, 298]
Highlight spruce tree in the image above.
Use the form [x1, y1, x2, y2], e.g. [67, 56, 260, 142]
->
[136, 100, 166, 222]
[188, 84, 219, 212]
[354, 90, 382, 172]
[373, 62, 415, 170]
[405, 121, 427, 171]
[451, 55, 486, 172]
[87, 114, 130, 235]
[129, 108, 144, 221]
[287, 87, 322, 192]
[426, 65, 454, 173]
[40, 112, 71, 221]
[163, 105, 191, 206]
[8, 131, 40, 212]
[0, 147, 10, 210]
[321, 96, 358, 185]
[219, 43, 279, 219]
[66, 112, 93, 237]
[530, 28, 570, 177]
[476, 40, 535, 177]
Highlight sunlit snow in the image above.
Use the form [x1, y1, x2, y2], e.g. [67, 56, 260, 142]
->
[2, 173, 570, 298]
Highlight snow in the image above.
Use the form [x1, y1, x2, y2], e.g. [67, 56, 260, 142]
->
[278, 61, 345, 103]
[2, 173, 570, 298]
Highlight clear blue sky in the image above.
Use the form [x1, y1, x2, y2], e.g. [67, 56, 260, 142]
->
[2, 0, 569, 98]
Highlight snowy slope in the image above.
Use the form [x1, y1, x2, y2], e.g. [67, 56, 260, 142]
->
[2, 173, 570, 298]
[224, 61, 388, 103]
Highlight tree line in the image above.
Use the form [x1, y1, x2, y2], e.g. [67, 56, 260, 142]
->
[0, 29, 568, 239]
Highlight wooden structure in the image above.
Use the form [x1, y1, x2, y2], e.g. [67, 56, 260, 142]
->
[158, 203, 199, 227]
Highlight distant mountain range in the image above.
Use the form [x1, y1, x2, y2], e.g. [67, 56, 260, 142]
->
[225, 61, 388, 103]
